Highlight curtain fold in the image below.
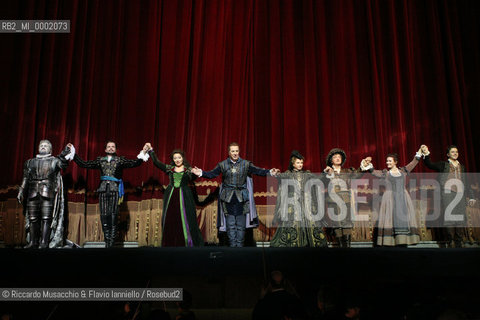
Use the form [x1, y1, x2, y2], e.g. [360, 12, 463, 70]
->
[1, 0, 478, 191]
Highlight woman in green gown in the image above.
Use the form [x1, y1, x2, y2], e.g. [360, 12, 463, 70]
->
[146, 144, 203, 247]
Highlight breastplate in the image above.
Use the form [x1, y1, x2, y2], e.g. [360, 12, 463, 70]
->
[27, 157, 59, 199]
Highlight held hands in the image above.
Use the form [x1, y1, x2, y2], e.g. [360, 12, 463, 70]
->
[191, 166, 202, 176]
[324, 166, 334, 175]
[64, 143, 76, 160]
[137, 144, 151, 162]
[270, 168, 281, 176]
[361, 157, 372, 167]
[420, 145, 430, 155]
[65, 143, 74, 154]
[360, 157, 373, 171]
[142, 143, 152, 153]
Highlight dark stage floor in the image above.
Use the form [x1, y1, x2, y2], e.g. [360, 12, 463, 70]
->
[1, 247, 480, 319]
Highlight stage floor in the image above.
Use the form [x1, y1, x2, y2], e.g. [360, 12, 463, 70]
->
[1, 247, 480, 319]
[2, 246, 480, 281]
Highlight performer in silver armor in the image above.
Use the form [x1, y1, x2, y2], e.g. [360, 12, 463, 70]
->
[17, 140, 70, 249]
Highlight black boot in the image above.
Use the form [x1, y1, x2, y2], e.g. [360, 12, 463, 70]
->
[454, 239, 463, 248]
[110, 212, 118, 248]
[453, 228, 463, 248]
[445, 228, 455, 248]
[103, 228, 112, 248]
[39, 219, 52, 249]
[338, 236, 345, 248]
[338, 235, 351, 248]
[344, 235, 351, 248]
[109, 225, 117, 248]
[101, 213, 112, 248]
[24, 221, 40, 249]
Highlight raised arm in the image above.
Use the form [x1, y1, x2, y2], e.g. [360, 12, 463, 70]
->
[423, 155, 444, 172]
[360, 157, 373, 170]
[73, 153, 101, 169]
[421, 145, 444, 172]
[148, 150, 168, 173]
[120, 156, 143, 169]
[56, 147, 70, 170]
[360, 157, 386, 178]
[403, 155, 420, 173]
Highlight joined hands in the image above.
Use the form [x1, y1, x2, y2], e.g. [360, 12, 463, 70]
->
[143, 143, 152, 153]
[191, 166, 202, 176]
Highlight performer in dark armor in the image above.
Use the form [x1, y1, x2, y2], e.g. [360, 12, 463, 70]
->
[192, 142, 279, 247]
[66, 141, 148, 248]
[17, 140, 70, 249]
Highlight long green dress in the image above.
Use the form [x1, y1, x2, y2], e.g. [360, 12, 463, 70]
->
[149, 150, 204, 247]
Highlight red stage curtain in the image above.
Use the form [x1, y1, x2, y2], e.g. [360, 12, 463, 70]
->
[1, 0, 479, 191]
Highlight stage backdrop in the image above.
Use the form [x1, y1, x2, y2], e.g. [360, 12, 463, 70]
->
[1, 0, 479, 191]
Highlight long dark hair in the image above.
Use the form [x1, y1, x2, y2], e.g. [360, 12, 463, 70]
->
[170, 149, 191, 168]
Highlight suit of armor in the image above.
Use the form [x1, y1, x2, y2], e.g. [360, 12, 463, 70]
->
[18, 150, 69, 248]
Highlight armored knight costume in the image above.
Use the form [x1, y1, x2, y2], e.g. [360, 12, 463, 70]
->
[17, 140, 69, 249]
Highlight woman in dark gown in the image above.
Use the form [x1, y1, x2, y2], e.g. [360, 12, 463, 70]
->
[146, 144, 203, 247]
[270, 151, 327, 247]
